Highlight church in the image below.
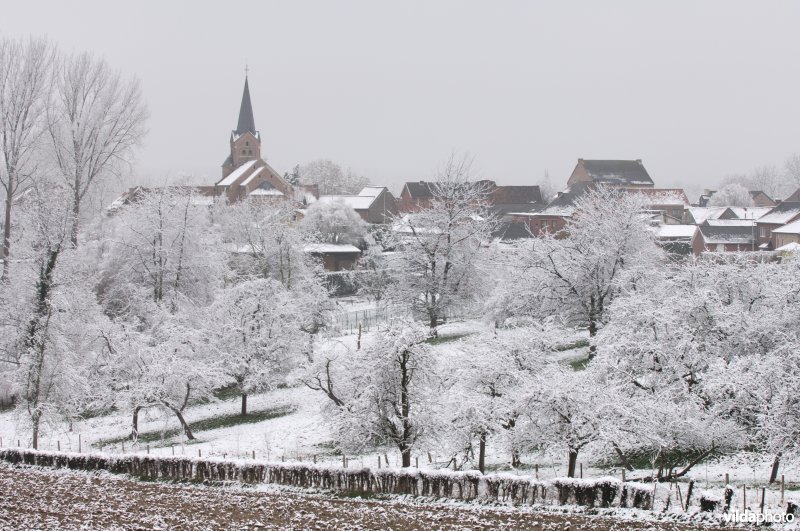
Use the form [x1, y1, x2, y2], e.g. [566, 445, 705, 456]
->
[214, 76, 308, 203]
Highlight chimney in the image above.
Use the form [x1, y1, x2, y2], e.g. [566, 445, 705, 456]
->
[636, 159, 642, 164]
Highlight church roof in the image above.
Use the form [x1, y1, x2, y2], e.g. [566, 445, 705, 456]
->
[235, 77, 257, 136]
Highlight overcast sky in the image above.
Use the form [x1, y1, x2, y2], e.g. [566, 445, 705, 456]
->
[3, 1, 799, 197]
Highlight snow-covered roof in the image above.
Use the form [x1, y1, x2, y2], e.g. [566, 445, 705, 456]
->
[686, 207, 727, 224]
[317, 195, 375, 210]
[699, 225, 754, 245]
[724, 206, 771, 220]
[776, 241, 800, 252]
[240, 166, 265, 187]
[655, 225, 697, 239]
[217, 160, 258, 187]
[757, 202, 800, 225]
[773, 219, 800, 234]
[303, 243, 361, 254]
[704, 219, 754, 228]
[358, 186, 385, 197]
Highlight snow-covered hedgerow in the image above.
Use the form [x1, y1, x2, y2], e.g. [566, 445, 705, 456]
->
[0, 448, 693, 514]
[551, 477, 620, 508]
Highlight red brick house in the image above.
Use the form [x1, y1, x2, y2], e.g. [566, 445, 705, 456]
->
[754, 201, 800, 250]
[567, 159, 654, 188]
[398, 180, 542, 216]
[693, 221, 756, 254]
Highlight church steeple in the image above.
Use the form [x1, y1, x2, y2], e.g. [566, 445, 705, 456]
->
[235, 76, 256, 136]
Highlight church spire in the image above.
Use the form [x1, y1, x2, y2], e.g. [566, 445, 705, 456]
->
[235, 75, 256, 136]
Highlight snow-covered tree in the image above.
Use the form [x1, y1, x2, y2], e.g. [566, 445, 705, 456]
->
[99, 186, 223, 318]
[300, 198, 367, 246]
[0, 36, 55, 279]
[389, 155, 498, 330]
[210, 278, 311, 416]
[524, 186, 663, 354]
[47, 51, 148, 246]
[221, 199, 314, 289]
[298, 159, 369, 195]
[708, 183, 755, 207]
[312, 320, 435, 467]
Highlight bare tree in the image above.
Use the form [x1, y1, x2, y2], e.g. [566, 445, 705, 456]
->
[0, 36, 55, 279]
[47, 51, 148, 247]
[785, 154, 800, 195]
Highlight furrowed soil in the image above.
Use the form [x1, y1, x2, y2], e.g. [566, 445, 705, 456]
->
[0, 463, 723, 530]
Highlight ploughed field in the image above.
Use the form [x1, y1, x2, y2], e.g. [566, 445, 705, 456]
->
[0, 464, 723, 530]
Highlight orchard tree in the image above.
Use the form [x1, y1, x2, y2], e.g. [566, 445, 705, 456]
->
[0, 36, 55, 279]
[48, 51, 148, 246]
[526, 186, 662, 355]
[313, 320, 435, 467]
[389, 154, 497, 330]
[211, 278, 310, 416]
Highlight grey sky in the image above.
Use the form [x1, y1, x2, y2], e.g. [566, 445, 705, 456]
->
[2, 1, 799, 197]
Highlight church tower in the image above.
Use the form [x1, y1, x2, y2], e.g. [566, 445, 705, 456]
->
[222, 76, 262, 179]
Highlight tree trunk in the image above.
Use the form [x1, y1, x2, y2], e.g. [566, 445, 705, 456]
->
[1, 181, 12, 280]
[70, 187, 80, 247]
[130, 406, 141, 440]
[401, 447, 411, 468]
[167, 405, 195, 440]
[770, 453, 782, 484]
[478, 432, 487, 474]
[613, 442, 635, 471]
[31, 411, 41, 450]
[511, 450, 521, 468]
[587, 297, 597, 359]
[567, 448, 578, 478]
[241, 393, 247, 416]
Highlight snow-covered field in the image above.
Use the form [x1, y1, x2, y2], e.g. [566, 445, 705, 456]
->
[0, 462, 730, 530]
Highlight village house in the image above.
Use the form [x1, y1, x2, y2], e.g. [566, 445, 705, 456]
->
[397, 180, 542, 216]
[754, 199, 800, 250]
[693, 220, 756, 254]
[566, 159, 654, 188]
[772, 220, 800, 249]
[315, 186, 398, 224]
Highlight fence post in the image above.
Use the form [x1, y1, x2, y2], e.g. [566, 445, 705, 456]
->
[742, 485, 747, 512]
[621, 469, 625, 482]
[416, 457, 419, 468]
[760, 487, 766, 513]
[122, 442, 125, 454]
[146, 444, 150, 455]
[252, 450, 255, 459]
[535, 464, 539, 480]
[57, 440, 60, 452]
[725, 472, 729, 486]
[198, 449, 202, 458]
[171, 445, 175, 456]
[78, 434, 82, 453]
[782, 474, 785, 504]
[342, 455, 346, 468]
[377, 456, 381, 469]
[580, 462, 583, 478]
[313, 455, 317, 464]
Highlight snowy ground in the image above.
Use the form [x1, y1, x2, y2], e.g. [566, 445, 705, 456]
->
[0, 463, 728, 530]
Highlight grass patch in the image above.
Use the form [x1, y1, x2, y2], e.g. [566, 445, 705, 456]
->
[426, 333, 471, 345]
[553, 339, 589, 352]
[96, 404, 296, 447]
[569, 355, 592, 371]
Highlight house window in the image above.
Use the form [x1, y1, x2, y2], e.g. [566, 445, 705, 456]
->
[759, 227, 766, 238]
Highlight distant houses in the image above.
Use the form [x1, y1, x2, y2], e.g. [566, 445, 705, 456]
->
[108, 76, 800, 269]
